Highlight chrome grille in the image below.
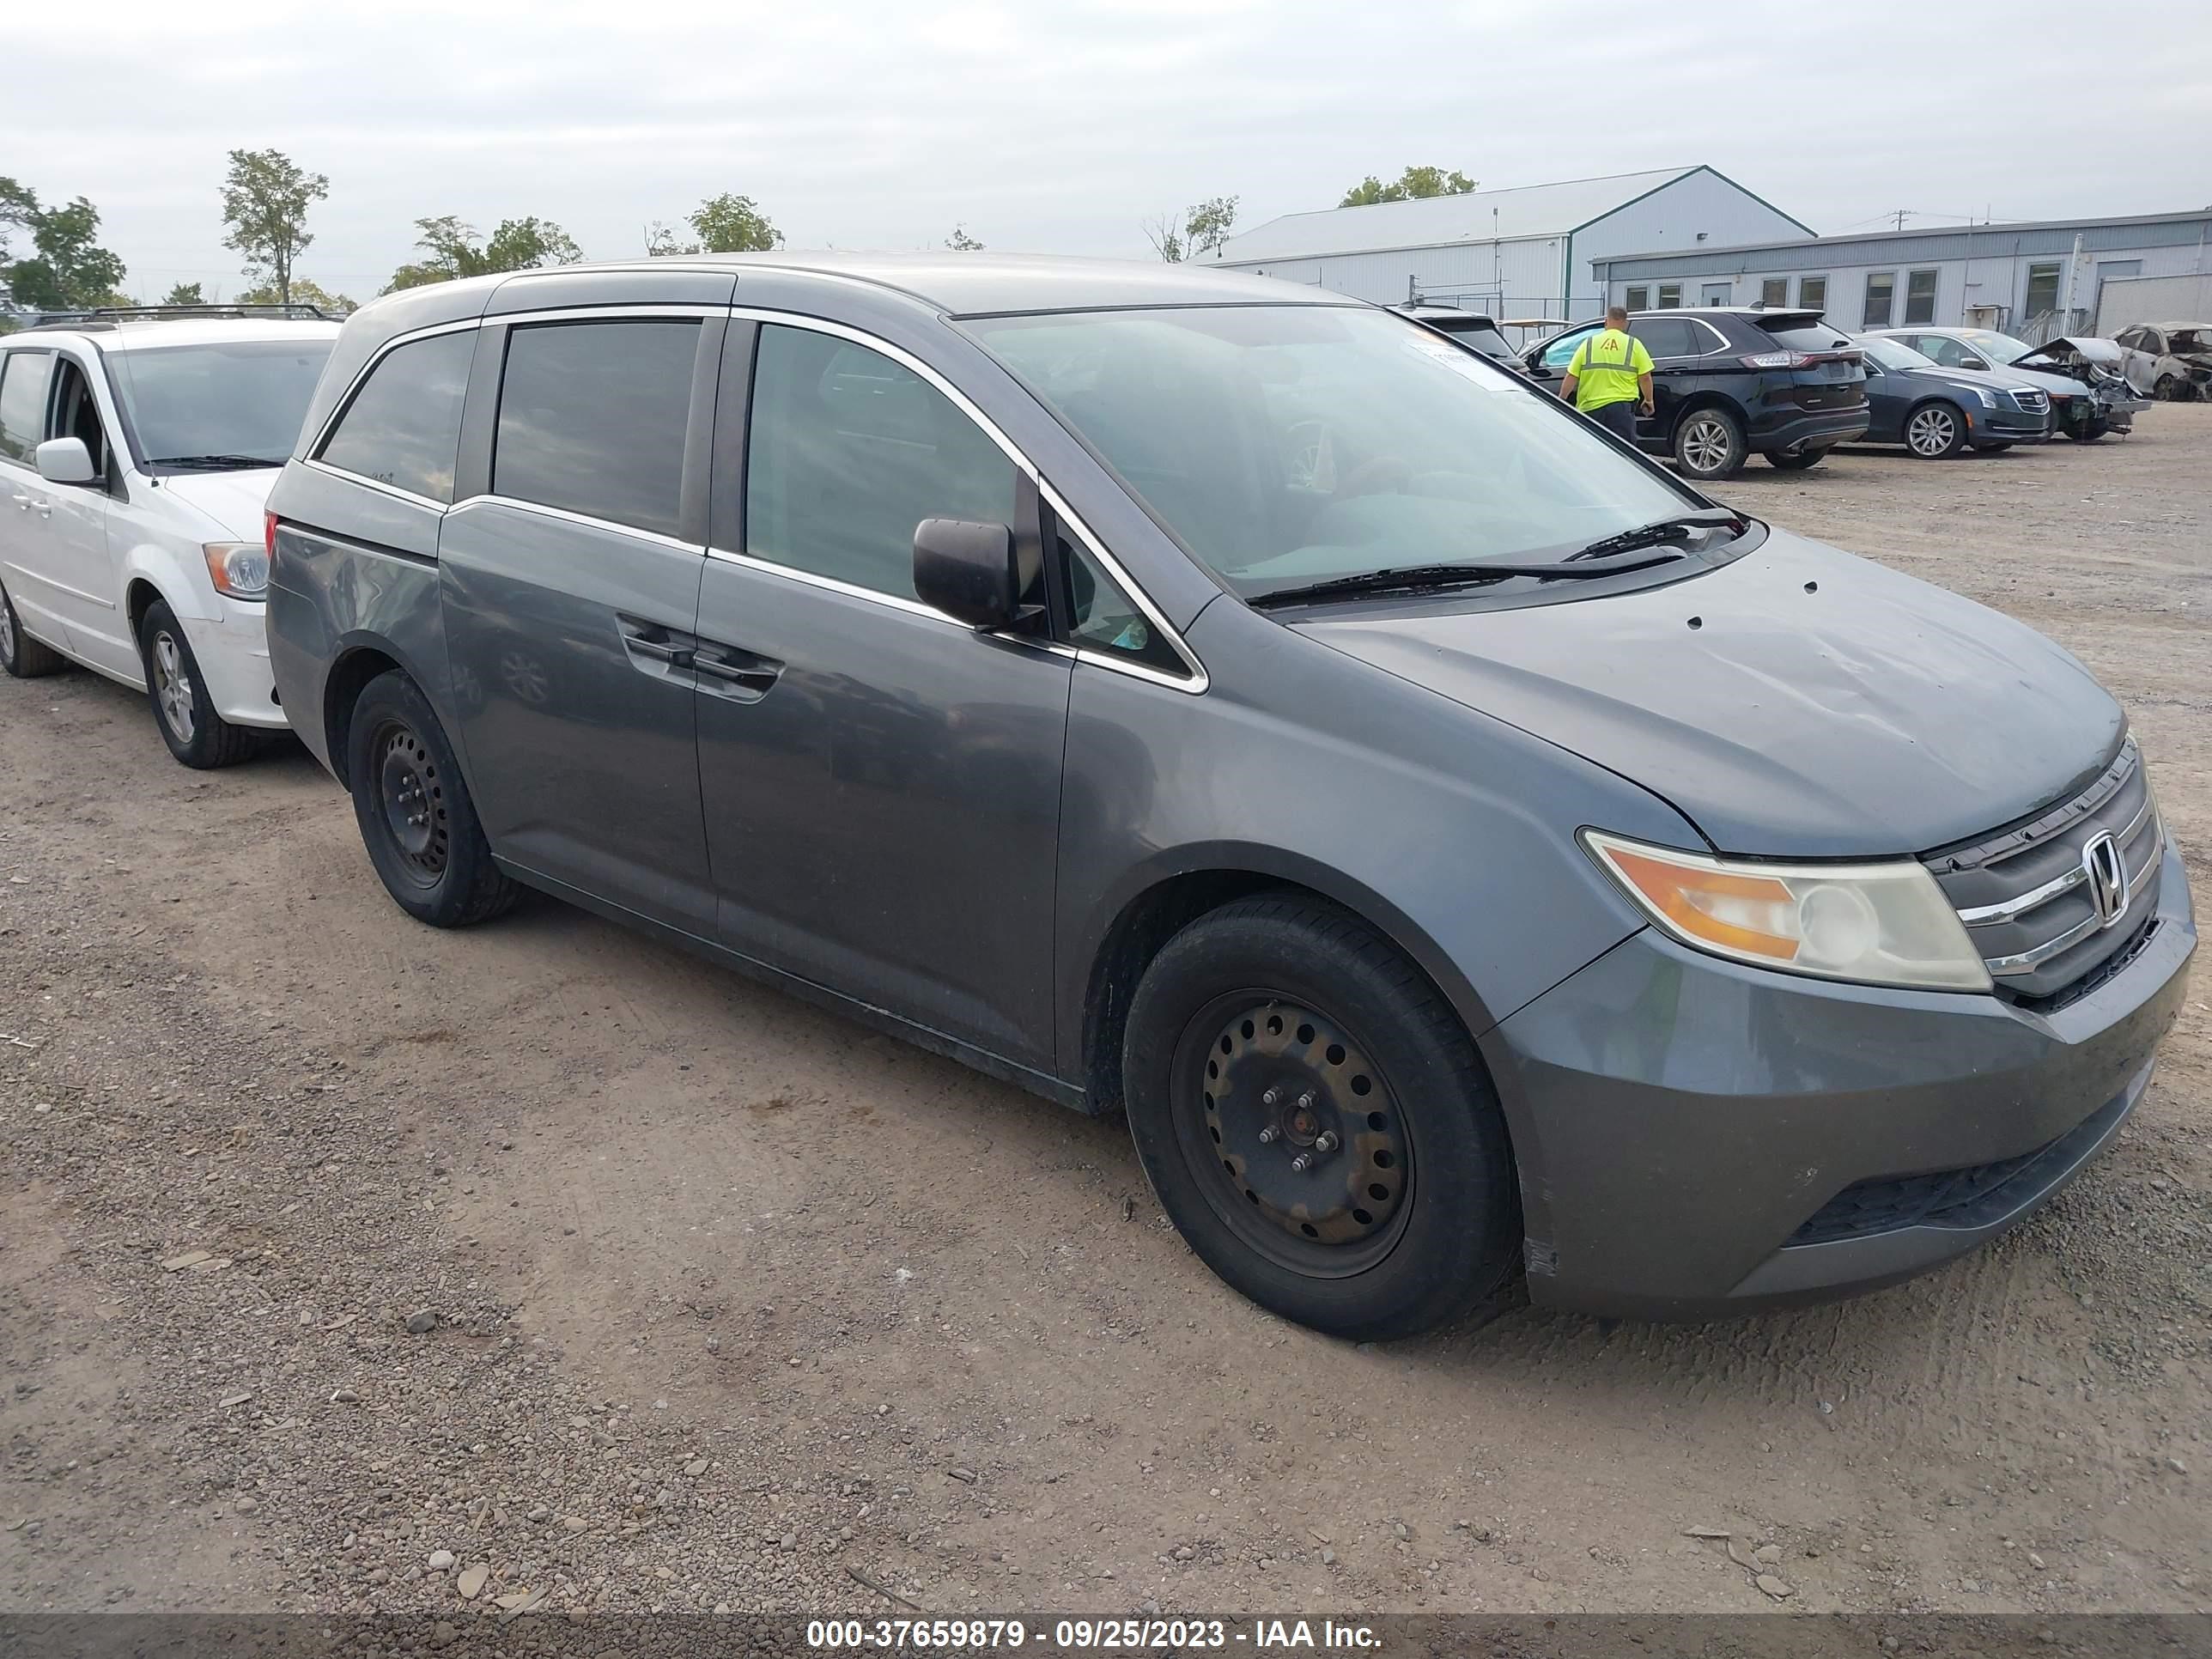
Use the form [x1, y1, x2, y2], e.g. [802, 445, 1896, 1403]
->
[1924, 739, 2165, 1005]
[2012, 389, 2050, 414]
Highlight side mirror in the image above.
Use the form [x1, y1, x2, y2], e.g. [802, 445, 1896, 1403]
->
[1962, 356, 1989, 371]
[34, 437, 96, 486]
[913, 518, 1022, 629]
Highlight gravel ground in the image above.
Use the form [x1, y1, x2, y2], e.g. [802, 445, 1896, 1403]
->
[2, 408, 2208, 1622]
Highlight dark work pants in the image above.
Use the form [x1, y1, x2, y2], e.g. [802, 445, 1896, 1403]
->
[1586, 400, 1639, 442]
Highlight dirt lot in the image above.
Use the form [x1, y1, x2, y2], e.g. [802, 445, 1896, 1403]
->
[3, 409, 2208, 1622]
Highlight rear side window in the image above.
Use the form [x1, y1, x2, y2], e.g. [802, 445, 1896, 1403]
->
[1627, 318, 1697, 358]
[494, 320, 700, 538]
[0, 352, 54, 465]
[744, 325, 1018, 602]
[318, 330, 475, 503]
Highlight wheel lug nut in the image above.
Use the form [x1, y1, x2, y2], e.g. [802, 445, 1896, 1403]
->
[1290, 1152, 1313, 1174]
[1262, 1086, 1281, 1107]
[1257, 1125, 1279, 1144]
[1315, 1131, 1340, 1154]
[1297, 1090, 1316, 1112]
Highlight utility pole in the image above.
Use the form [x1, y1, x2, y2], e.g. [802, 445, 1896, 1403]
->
[1893, 209, 1910, 232]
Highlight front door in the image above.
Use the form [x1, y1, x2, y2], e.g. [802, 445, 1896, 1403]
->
[439, 313, 722, 933]
[693, 320, 1072, 1073]
[0, 349, 76, 654]
[40, 352, 131, 677]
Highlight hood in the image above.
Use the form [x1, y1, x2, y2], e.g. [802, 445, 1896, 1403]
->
[155, 469, 280, 542]
[1296, 532, 2123, 858]
[2012, 336, 2126, 380]
[1901, 363, 2048, 398]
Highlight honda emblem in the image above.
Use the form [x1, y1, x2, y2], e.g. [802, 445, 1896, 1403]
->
[2081, 832, 2128, 928]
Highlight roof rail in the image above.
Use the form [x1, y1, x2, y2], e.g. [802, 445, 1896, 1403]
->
[18, 302, 338, 327]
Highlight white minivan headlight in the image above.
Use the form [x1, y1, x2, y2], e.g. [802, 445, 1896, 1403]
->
[204, 541, 270, 600]
[1582, 830, 1992, 993]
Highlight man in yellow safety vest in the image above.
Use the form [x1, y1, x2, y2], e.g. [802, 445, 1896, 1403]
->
[1559, 306, 1655, 443]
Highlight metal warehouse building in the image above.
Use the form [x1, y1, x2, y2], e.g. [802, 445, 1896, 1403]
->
[1591, 211, 2212, 339]
[1201, 166, 1813, 317]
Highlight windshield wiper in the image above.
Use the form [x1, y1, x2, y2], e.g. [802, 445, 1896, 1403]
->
[148, 454, 283, 471]
[1248, 549, 1688, 611]
[1565, 509, 1746, 562]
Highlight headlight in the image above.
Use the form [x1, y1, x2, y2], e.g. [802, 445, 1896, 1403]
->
[204, 541, 270, 600]
[1583, 830, 1991, 993]
[1971, 386, 1998, 407]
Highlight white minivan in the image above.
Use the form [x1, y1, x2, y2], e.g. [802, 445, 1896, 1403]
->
[0, 309, 340, 765]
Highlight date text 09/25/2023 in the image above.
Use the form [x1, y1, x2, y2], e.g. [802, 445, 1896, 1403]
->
[805, 1618, 1382, 1650]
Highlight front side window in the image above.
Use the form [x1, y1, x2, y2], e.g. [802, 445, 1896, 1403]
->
[318, 330, 474, 502]
[109, 337, 334, 471]
[494, 320, 700, 538]
[1904, 269, 1939, 325]
[0, 351, 54, 465]
[47, 356, 111, 477]
[1623, 285, 1649, 311]
[1540, 325, 1596, 368]
[1863, 273, 1897, 328]
[963, 305, 1694, 605]
[1798, 275, 1828, 309]
[744, 325, 1018, 602]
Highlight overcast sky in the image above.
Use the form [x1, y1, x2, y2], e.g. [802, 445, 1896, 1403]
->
[8, 0, 2209, 302]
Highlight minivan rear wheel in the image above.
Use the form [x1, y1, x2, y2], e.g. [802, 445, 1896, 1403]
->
[346, 671, 519, 927]
[1121, 894, 1521, 1340]
[1672, 408, 1746, 480]
[0, 580, 65, 678]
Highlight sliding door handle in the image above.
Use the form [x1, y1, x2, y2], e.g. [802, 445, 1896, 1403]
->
[626, 635, 693, 666]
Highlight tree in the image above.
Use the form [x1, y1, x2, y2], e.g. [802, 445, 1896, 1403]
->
[220, 149, 329, 307]
[1338, 167, 1478, 208]
[235, 276, 356, 314]
[945, 224, 984, 252]
[1143, 195, 1239, 263]
[384, 215, 583, 291]
[688, 193, 781, 253]
[161, 282, 205, 307]
[0, 183, 127, 313]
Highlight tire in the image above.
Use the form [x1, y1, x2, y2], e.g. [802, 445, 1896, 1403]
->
[344, 670, 519, 927]
[138, 600, 259, 768]
[1903, 401, 1966, 459]
[2154, 375, 2182, 402]
[0, 580, 66, 678]
[1121, 893, 1522, 1340]
[1764, 447, 1829, 471]
[1971, 441, 2014, 453]
[2067, 418, 2111, 443]
[1672, 406, 1746, 480]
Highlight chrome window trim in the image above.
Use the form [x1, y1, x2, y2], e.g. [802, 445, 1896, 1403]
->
[302, 318, 485, 463]
[447, 493, 702, 555]
[301, 456, 449, 514]
[715, 307, 1208, 695]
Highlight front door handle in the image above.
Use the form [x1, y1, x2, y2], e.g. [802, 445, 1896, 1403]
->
[11, 495, 30, 511]
[692, 642, 783, 702]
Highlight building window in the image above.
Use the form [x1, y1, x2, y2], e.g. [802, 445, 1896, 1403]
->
[1623, 285, 1648, 312]
[1798, 275, 1828, 310]
[1759, 277, 1787, 308]
[1656, 283, 1681, 309]
[1862, 272, 1897, 328]
[2024, 262, 2063, 319]
[1904, 269, 1939, 325]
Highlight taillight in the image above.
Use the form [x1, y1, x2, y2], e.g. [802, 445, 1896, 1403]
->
[264, 509, 278, 556]
[1740, 349, 1804, 368]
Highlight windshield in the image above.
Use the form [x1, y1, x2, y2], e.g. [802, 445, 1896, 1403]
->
[1857, 336, 1938, 371]
[1963, 331, 2033, 364]
[2166, 329, 2210, 354]
[963, 306, 1694, 599]
[108, 337, 335, 467]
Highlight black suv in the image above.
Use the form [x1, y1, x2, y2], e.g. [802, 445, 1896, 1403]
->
[1525, 308, 1869, 480]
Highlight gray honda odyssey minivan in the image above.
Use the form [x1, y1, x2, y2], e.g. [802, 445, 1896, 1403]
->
[264, 254, 2194, 1339]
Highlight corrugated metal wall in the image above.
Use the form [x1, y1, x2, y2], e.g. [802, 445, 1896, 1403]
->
[1221, 234, 1569, 309]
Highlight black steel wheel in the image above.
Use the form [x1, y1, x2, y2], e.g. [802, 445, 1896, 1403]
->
[345, 670, 519, 927]
[1176, 994, 1413, 1277]
[1123, 893, 1522, 1340]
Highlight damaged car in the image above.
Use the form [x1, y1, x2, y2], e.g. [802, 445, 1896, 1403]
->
[2112, 322, 2212, 401]
[1875, 326, 2145, 441]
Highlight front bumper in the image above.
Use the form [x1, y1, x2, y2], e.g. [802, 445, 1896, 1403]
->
[1481, 836, 2195, 1321]
[1971, 410, 2052, 442]
[181, 597, 288, 730]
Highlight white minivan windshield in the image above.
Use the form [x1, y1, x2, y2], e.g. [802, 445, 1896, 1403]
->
[964, 306, 1699, 599]
[111, 338, 336, 469]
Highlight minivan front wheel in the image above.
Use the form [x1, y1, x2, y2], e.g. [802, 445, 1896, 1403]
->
[346, 671, 519, 927]
[139, 600, 258, 768]
[1673, 408, 1746, 479]
[1122, 894, 1521, 1340]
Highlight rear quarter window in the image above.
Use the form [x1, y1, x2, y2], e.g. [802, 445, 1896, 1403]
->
[316, 329, 476, 503]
